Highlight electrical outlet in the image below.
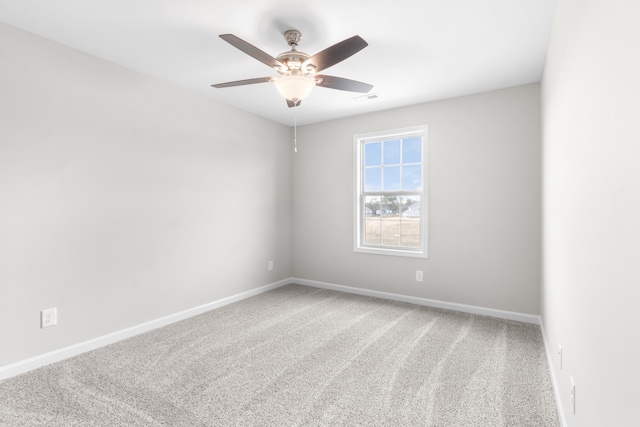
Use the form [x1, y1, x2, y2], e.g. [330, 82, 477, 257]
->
[415, 270, 423, 282]
[41, 308, 57, 328]
[558, 344, 563, 370]
[570, 377, 576, 414]
[268, 261, 273, 271]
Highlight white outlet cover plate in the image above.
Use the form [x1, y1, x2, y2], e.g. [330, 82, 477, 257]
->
[570, 376, 576, 414]
[41, 308, 57, 328]
[558, 344, 563, 370]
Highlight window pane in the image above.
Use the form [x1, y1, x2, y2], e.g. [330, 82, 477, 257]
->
[364, 167, 382, 191]
[383, 166, 400, 190]
[400, 196, 419, 216]
[383, 139, 401, 165]
[400, 196, 421, 248]
[364, 195, 381, 217]
[381, 219, 401, 246]
[400, 218, 420, 247]
[402, 137, 421, 163]
[381, 195, 400, 215]
[364, 218, 381, 244]
[402, 165, 422, 190]
[364, 142, 381, 166]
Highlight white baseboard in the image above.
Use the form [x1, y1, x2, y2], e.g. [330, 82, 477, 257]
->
[0, 279, 290, 381]
[2, 276, 565, 424]
[539, 320, 568, 427]
[292, 278, 566, 424]
[0, 277, 544, 383]
[291, 277, 541, 325]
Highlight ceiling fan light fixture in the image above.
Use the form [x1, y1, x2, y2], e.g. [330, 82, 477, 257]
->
[213, 32, 371, 108]
[274, 75, 315, 102]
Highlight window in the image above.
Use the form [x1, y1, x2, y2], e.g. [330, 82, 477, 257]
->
[354, 125, 428, 258]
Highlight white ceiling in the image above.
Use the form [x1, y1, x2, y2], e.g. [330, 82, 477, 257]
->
[0, 0, 556, 126]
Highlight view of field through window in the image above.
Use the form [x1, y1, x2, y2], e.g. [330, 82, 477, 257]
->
[364, 195, 421, 247]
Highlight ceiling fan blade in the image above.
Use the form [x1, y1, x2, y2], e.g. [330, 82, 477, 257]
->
[286, 99, 301, 108]
[211, 77, 273, 89]
[219, 34, 285, 69]
[315, 75, 373, 93]
[302, 35, 368, 73]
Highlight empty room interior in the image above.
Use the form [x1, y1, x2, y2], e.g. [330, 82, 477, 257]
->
[0, 0, 638, 426]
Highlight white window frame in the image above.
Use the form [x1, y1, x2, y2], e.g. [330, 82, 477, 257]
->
[353, 125, 428, 258]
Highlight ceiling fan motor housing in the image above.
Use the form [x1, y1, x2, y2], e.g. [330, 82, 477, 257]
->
[283, 29, 302, 47]
[276, 30, 315, 75]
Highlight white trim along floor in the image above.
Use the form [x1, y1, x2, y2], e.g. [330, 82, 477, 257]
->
[0, 277, 565, 426]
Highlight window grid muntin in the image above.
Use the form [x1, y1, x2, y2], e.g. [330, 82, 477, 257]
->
[362, 136, 422, 194]
[360, 191, 422, 251]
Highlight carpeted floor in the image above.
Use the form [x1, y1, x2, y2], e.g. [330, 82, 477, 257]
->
[0, 284, 559, 426]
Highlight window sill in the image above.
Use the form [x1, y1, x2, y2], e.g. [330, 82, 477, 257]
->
[354, 246, 428, 259]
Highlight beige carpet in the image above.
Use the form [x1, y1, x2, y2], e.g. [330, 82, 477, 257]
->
[0, 284, 559, 426]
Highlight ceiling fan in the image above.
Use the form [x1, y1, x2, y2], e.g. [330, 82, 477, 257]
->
[211, 30, 373, 107]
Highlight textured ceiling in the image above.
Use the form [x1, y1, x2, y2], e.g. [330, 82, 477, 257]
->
[0, 0, 556, 126]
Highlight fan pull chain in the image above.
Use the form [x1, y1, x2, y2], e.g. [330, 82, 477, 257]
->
[294, 112, 298, 153]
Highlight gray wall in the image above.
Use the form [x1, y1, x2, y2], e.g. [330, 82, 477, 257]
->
[292, 84, 541, 314]
[0, 23, 292, 366]
[541, 0, 640, 425]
